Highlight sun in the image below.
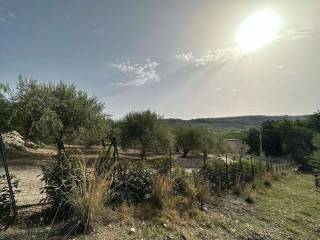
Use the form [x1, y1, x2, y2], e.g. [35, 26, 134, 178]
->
[236, 10, 281, 53]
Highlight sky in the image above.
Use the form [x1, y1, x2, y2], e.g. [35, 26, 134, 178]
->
[0, 0, 319, 119]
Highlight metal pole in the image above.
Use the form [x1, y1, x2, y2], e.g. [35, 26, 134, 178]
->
[0, 132, 17, 217]
[250, 156, 254, 180]
[225, 154, 229, 187]
[259, 128, 264, 158]
[258, 155, 262, 176]
[169, 147, 172, 179]
[203, 150, 206, 169]
[239, 155, 243, 182]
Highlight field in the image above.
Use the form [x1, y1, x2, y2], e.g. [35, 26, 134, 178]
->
[1, 147, 319, 240]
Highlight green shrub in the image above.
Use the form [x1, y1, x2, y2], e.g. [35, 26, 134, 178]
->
[153, 157, 171, 175]
[171, 168, 189, 195]
[0, 175, 19, 226]
[108, 161, 154, 204]
[41, 154, 83, 219]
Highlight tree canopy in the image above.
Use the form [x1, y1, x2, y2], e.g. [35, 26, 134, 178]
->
[0, 83, 12, 132]
[10, 77, 108, 152]
[244, 119, 316, 164]
[119, 110, 173, 159]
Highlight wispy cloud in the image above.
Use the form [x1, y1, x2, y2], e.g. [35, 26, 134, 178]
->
[0, 12, 17, 24]
[176, 47, 244, 67]
[279, 28, 320, 41]
[0, 17, 7, 23]
[93, 28, 105, 36]
[176, 52, 194, 61]
[110, 59, 161, 86]
[8, 12, 16, 18]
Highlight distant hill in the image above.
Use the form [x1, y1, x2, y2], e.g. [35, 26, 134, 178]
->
[164, 115, 307, 132]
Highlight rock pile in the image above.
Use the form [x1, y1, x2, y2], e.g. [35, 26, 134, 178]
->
[2, 131, 39, 151]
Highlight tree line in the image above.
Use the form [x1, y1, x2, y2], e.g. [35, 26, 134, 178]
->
[0, 78, 225, 158]
[1, 78, 319, 164]
[243, 115, 320, 168]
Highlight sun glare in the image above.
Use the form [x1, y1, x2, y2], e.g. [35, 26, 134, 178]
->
[236, 10, 281, 53]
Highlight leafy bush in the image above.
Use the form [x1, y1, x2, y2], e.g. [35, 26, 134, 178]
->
[0, 175, 19, 226]
[108, 161, 154, 204]
[119, 110, 173, 159]
[171, 168, 189, 195]
[41, 154, 83, 219]
[153, 157, 172, 175]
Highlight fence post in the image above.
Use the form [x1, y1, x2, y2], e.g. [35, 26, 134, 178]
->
[258, 156, 262, 183]
[258, 156, 262, 175]
[225, 154, 229, 187]
[203, 150, 206, 169]
[169, 147, 172, 179]
[250, 156, 254, 180]
[239, 155, 243, 182]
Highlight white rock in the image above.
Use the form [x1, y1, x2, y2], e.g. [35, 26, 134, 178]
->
[2, 131, 39, 150]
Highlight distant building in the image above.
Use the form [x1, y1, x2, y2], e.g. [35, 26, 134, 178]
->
[223, 139, 248, 154]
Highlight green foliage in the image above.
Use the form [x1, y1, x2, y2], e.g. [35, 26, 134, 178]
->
[307, 111, 320, 133]
[0, 175, 19, 223]
[41, 155, 83, 218]
[119, 110, 173, 159]
[0, 84, 13, 132]
[175, 126, 202, 157]
[245, 119, 316, 164]
[243, 128, 260, 155]
[171, 168, 189, 195]
[153, 157, 171, 174]
[200, 159, 264, 193]
[11, 77, 108, 151]
[108, 161, 154, 204]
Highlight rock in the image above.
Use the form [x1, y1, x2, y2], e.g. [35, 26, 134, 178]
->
[2, 131, 27, 150]
[144, 193, 151, 199]
[201, 205, 209, 212]
[25, 140, 40, 149]
[2, 131, 39, 151]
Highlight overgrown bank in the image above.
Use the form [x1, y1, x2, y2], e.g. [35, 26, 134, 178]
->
[1, 172, 319, 240]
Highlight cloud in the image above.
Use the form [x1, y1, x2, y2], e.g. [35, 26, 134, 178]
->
[279, 28, 320, 41]
[110, 59, 161, 86]
[8, 12, 16, 18]
[176, 47, 244, 67]
[93, 28, 105, 36]
[0, 17, 7, 23]
[176, 52, 194, 61]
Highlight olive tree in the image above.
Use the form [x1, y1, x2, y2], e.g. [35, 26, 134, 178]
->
[12, 77, 108, 154]
[0, 83, 12, 132]
[119, 110, 173, 159]
[175, 126, 202, 158]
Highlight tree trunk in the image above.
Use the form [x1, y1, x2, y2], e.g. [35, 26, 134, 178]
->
[182, 150, 189, 158]
[140, 148, 146, 160]
[56, 131, 65, 156]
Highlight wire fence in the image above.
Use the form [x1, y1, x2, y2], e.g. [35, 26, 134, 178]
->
[0, 144, 294, 210]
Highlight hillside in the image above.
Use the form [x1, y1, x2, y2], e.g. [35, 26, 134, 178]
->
[165, 115, 306, 132]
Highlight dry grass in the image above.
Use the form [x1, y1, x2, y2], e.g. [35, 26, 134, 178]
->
[150, 174, 172, 209]
[65, 154, 112, 234]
